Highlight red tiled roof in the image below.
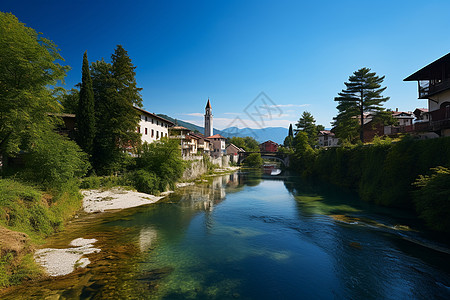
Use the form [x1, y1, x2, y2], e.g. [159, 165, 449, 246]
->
[207, 134, 226, 139]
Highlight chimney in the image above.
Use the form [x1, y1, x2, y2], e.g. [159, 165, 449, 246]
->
[396, 108, 398, 112]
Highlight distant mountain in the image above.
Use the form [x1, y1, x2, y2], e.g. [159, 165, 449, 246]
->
[221, 127, 288, 144]
[158, 114, 288, 144]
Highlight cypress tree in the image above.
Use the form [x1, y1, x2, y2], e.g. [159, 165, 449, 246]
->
[76, 51, 96, 156]
[288, 124, 293, 138]
[334, 68, 390, 143]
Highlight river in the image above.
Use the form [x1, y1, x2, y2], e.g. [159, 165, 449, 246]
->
[3, 171, 450, 299]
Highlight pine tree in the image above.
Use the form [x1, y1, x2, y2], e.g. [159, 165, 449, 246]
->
[334, 68, 390, 143]
[76, 51, 96, 156]
[91, 45, 143, 174]
[295, 111, 317, 147]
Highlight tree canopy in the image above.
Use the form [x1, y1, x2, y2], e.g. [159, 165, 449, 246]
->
[333, 68, 392, 143]
[227, 136, 260, 152]
[0, 12, 69, 161]
[91, 46, 143, 174]
[294, 111, 324, 147]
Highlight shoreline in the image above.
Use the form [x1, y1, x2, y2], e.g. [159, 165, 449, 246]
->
[35, 166, 240, 277]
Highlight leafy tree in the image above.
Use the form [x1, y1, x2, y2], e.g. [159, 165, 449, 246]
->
[76, 51, 96, 156]
[244, 153, 263, 167]
[135, 138, 186, 191]
[60, 88, 80, 114]
[23, 130, 89, 189]
[0, 12, 69, 168]
[228, 136, 259, 152]
[334, 68, 391, 143]
[91, 45, 143, 174]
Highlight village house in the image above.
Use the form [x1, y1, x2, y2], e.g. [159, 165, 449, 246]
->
[317, 130, 339, 147]
[383, 109, 415, 136]
[134, 107, 174, 144]
[404, 52, 450, 137]
[226, 143, 245, 164]
[259, 140, 278, 152]
[414, 108, 430, 123]
[208, 134, 227, 158]
[189, 132, 212, 155]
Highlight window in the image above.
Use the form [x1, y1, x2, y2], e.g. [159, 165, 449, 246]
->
[156, 131, 159, 139]
[145, 116, 148, 122]
[151, 129, 154, 137]
[137, 127, 140, 133]
[157, 121, 159, 126]
[152, 118, 154, 124]
[145, 128, 148, 135]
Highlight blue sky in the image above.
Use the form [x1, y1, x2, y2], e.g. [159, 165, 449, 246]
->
[3, 0, 450, 130]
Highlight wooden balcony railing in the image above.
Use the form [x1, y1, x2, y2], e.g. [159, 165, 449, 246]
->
[419, 79, 450, 99]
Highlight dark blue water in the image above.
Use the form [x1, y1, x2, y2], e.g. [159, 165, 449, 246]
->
[106, 172, 450, 299]
[4, 171, 449, 299]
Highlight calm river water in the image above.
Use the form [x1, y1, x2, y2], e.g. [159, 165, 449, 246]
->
[3, 171, 450, 299]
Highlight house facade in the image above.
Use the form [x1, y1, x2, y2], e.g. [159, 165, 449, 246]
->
[259, 140, 278, 152]
[318, 130, 339, 147]
[404, 52, 450, 137]
[208, 134, 226, 158]
[134, 107, 174, 144]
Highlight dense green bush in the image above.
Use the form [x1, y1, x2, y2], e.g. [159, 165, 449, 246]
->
[413, 167, 450, 232]
[291, 136, 450, 231]
[135, 138, 186, 191]
[0, 179, 82, 242]
[129, 170, 160, 195]
[22, 131, 89, 189]
[244, 153, 263, 167]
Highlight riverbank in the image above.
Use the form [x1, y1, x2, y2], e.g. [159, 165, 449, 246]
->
[31, 165, 240, 279]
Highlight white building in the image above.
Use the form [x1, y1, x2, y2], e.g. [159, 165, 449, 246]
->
[134, 107, 174, 144]
[318, 130, 339, 147]
[392, 110, 415, 126]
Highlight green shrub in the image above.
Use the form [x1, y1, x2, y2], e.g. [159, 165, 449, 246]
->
[22, 131, 89, 189]
[413, 166, 450, 232]
[244, 153, 263, 167]
[129, 170, 160, 195]
[135, 139, 186, 191]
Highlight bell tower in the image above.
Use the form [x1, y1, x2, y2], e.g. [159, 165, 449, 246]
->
[204, 99, 213, 137]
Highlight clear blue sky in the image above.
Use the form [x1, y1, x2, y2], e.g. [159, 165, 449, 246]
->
[3, 0, 450, 130]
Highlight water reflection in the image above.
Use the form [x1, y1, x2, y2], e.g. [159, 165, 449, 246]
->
[2, 171, 449, 299]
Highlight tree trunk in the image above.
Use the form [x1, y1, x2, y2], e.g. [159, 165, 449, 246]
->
[360, 92, 364, 143]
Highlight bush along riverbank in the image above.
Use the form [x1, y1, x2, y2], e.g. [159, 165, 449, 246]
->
[290, 136, 450, 232]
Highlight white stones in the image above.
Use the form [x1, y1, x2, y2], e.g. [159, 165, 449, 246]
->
[34, 238, 100, 277]
[81, 187, 167, 213]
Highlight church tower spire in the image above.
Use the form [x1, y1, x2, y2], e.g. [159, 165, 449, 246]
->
[204, 98, 213, 137]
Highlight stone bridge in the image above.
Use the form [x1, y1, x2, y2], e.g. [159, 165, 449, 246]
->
[238, 151, 290, 167]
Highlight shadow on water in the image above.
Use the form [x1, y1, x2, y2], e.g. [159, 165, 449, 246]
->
[2, 170, 449, 299]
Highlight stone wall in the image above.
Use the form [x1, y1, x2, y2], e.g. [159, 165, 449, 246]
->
[181, 155, 230, 181]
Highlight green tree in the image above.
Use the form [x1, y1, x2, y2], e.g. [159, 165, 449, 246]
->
[334, 68, 391, 143]
[283, 124, 294, 148]
[244, 153, 263, 167]
[91, 45, 143, 174]
[295, 112, 318, 147]
[135, 138, 186, 191]
[76, 51, 96, 156]
[228, 136, 259, 152]
[60, 88, 79, 114]
[0, 12, 69, 168]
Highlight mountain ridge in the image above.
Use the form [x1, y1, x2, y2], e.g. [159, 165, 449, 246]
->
[158, 114, 288, 144]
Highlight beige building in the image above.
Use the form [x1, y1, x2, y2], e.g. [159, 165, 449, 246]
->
[134, 107, 174, 144]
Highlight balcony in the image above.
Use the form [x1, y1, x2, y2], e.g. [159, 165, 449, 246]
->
[418, 79, 450, 99]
